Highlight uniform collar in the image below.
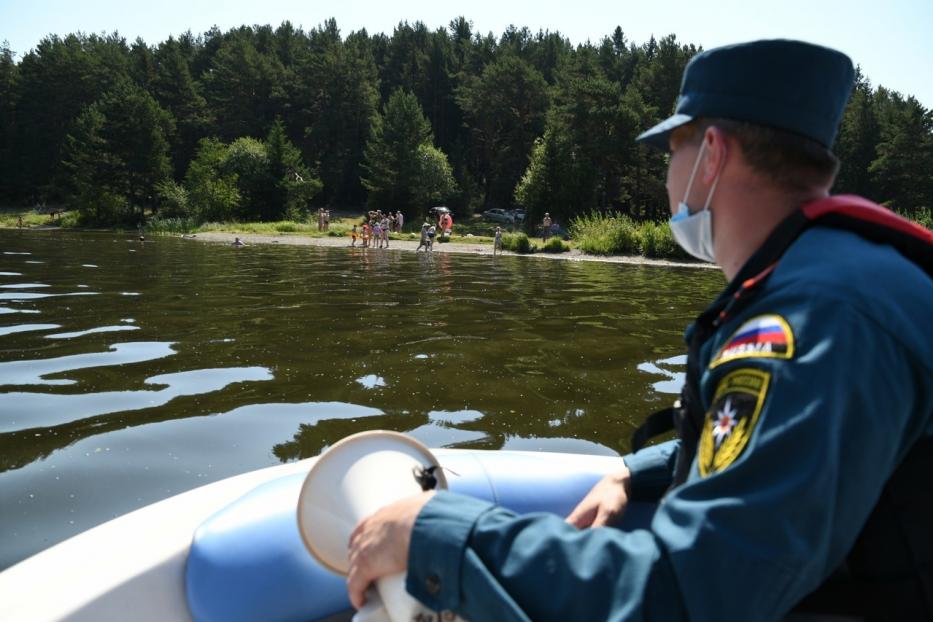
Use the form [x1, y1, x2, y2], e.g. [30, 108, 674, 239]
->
[689, 208, 810, 339]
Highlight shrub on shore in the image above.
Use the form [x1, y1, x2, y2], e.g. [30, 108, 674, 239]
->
[541, 237, 570, 253]
[638, 220, 689, 259]
[570, 211, 690, 259]
[502, 232, 536, 254]
[146, 217, 199, 234]
[570, 211, 639, 255]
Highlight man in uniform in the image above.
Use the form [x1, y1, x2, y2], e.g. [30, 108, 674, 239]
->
[346, 40, 933, 620]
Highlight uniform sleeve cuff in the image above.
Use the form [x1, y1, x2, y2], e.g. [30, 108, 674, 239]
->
[624, 440, 679, 501]
[406, 491, 495, 611]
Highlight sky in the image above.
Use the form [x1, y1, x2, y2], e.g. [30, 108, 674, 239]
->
[2, 0, 931, 108]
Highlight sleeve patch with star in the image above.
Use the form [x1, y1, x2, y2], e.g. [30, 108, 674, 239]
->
[698, 368, 771, 477]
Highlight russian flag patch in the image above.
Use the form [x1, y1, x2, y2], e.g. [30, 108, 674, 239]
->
[710, 314, 795, 368]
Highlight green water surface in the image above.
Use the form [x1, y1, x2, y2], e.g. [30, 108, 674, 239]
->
[0, 229, 724, 569]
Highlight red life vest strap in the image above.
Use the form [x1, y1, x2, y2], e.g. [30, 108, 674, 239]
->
[801, 195, 933, 276]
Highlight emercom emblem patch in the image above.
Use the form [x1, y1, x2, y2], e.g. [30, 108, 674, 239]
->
[698, 368, 771, 477]
[710, 314, 794, 368]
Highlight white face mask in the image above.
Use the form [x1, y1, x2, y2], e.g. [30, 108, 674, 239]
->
[669, 141, 720, 263]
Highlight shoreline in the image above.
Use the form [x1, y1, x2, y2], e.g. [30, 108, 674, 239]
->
[0, 223, 713, 268]
[185, 231, 713, 268]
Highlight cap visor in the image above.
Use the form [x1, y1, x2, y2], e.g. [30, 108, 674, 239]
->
[636, 114, 694, 151]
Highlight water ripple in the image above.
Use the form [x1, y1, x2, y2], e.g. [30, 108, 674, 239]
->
[46, 326, 140, 340]
[0, 292, 98, 301]
[0, 324, 61, 337]
[355, 374, 386, 389]
[637, 356, 687, 395]
[0, 342, 177, 386]
[0, 307, 41, 315]
[0, 366, 273, 432]
[428, 409, 485, 425]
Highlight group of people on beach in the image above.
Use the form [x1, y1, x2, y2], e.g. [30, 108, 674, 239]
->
[344, 207, 512, 255]
[349, 210, 404, 249]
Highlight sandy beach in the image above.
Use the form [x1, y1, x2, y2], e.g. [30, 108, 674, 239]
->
[187, 231, 713, 269]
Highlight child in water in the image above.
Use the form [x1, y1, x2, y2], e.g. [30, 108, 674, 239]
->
[350, 225, 358, 247]
[416, 223, 430, 252]
[493, 227, 503, 255]
[373, 221, 383, 249]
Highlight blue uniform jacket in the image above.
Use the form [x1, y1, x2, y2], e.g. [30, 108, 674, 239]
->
[405, 226, 933, 621]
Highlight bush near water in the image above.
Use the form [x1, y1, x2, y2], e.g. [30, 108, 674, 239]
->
[570, 211, 690, 259]
[541, 237, 571, 253]
[501, 232, 537, 254]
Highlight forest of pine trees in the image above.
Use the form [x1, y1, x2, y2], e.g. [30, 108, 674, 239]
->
[0, 18, 930, 228]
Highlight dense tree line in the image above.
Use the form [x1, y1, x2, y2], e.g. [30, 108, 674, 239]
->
[0, 19, 930, 228]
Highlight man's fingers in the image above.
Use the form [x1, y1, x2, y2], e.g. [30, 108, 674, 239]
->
[349, 517, 366, 550]
[347, 562, 370, 610]
[592, 506, 616, 528]
[566, 504, 596, 529]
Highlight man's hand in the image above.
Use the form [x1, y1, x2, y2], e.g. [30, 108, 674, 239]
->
[565, 466, 632, 528]
[346, 491, 436, 609]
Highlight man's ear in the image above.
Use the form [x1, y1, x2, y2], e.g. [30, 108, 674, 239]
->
[702, 126, 728, 184]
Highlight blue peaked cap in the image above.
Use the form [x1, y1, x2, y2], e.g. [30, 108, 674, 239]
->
[636, 39, 855, 151]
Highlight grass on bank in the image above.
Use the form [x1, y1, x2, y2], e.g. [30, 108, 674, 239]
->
[0, 207, 80, 228]
[570, 211, 690, 259]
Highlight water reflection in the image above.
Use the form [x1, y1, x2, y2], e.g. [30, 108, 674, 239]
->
[0, 307, 41, 315]
[0, 342, 177, 386]
[0, 291, 97, 301]
[1, 366, 273, 433]
[0, 229, 725, 569]
[355, 374, 387, 389]
[46, 325, 140, 339]
[637, 354, 688, 395]
[0, 323, 60, 337]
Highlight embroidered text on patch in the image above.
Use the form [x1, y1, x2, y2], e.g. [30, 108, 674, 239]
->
[698, 368, 771, 477]
[710, 314, 794, 368]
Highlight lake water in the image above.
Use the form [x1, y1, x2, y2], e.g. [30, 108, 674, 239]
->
[0, 229, 724, 570]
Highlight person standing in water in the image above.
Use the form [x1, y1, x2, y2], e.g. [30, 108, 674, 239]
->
[415, 223, 430, 252]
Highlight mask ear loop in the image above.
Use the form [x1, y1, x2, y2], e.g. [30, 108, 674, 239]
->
[703, 172, 721, 211]
[703, 138, 727, 212]
[682, 140, 707, 205]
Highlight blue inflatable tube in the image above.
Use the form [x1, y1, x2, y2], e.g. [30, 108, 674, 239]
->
[186, 450, 647, 622]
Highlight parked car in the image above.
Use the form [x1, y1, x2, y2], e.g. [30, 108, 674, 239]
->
[482, 208, 514, 224]
[510, 209, 525, 223]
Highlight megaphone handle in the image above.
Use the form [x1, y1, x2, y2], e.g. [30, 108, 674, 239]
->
[361, 575, 470, 622]
[377, 573, 441, 621]
[352, 589, 392, 622]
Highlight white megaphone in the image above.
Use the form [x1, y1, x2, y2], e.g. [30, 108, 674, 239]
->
[297, 430, 465, 622]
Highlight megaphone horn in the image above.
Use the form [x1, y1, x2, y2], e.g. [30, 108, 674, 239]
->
[297, 431, 464, 622]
